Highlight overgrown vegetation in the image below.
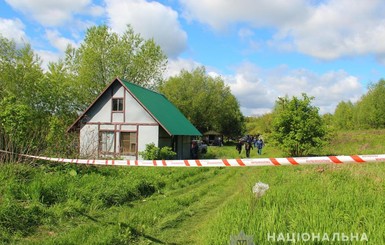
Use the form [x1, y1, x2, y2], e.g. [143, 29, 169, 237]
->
[333, 79, 385, 130]
[2, 20, 385, 245]
[2, 130, 385, 244]
[139, 143, 177, 160]
[0, 162, 224, 244]
[0, 25, 167, 158]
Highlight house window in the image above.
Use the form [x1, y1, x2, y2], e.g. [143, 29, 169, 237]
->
[120, 132, 137, 155]
[112, 98, 123, 111]
[100, 131, 115, 153]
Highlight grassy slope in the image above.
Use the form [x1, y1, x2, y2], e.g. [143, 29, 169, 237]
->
[1, 129, 385, 244]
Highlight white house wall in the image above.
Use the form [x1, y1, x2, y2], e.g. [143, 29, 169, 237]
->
[86, 91, 111, 123]
[79, 124, 99, 157]
[137, 125, 159, 159]
[124, 90, 156, 123]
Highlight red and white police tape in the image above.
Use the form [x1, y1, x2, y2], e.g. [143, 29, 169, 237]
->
[2, 149, 385, 167]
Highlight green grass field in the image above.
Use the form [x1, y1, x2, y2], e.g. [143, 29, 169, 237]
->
[1, 129, 385, 244]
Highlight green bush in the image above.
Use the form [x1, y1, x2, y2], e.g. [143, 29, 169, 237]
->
[140, 143, 176, 160]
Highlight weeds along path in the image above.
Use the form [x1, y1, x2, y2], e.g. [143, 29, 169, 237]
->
[117, 167, 251, 244]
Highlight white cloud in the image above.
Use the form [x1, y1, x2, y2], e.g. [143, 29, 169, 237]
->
[180, 0, 385, 61]
[5, 0, 99, 26]
[223, 62, 277, 116]
[105, 0, 187, 58]
[165, 57, 202, 78]
[0, 18, 27, 44]
[180, 0, 310, 30]
[286, 0, 385, 60]
[87, 4, 105, 17]
[45, 29, 78, 52]
[221, 62, 364, 116]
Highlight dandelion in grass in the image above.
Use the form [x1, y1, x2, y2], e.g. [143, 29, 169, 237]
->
[252, 182, 269, 198]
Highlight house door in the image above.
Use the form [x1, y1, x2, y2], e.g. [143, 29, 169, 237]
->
[120, 132, 137, 156]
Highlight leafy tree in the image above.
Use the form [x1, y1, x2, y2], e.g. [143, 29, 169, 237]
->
[0, 95, 44, 154]
[0, 36, 17, 99]
[68, 25, 167, 106]
[272, 94, 327, 156]
[0, 37, 48, 155]
[44, 60, 81, 118]
[159, 67, 244, 137]
[0, 25, 168, 157]
[245, 113, 273, 135]
[354, 79, 385, 129]
[333, 101, 355, 130]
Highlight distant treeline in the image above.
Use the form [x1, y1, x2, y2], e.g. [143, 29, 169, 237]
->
[332, 79, 385, 130]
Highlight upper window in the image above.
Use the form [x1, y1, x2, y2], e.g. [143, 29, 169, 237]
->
[112, 98, 123, 111]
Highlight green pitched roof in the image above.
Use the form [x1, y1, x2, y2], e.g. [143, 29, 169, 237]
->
[121, 79, 201, 136]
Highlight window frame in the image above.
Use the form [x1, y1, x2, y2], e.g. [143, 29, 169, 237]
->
[120, 132, 137, 155]
[99, 131, 115, 154]
[112, 98, 124, 112]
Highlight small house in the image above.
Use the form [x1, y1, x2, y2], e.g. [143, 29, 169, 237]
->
[68, 77, 201, 159]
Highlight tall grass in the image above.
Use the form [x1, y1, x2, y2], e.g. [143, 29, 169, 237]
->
[1, 129, 385, 244]
[198, 163, 385, 244]
[0, 162, 227, 244]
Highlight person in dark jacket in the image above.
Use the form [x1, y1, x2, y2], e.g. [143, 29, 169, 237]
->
[236, 140, 243, 154]
[244, 140, 253, 158]
[191, 141, 199, 159]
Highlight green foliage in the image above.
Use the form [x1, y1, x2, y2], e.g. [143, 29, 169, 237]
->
[45, 116, 78, 157]
[330, 79, 385, 131]
[139, 143, 159, 160]
[0, 95, 46, 155]
[333, 101, 355, 130]
[0, 26, 168, 158]
[159, 67, 244, 137]
[272, 94, 327, 156]
[139, 143, 177, 160]
[245, 113, 273, 136]
[0, 36, 49, 155]
[71, 25, 167, 106]
[0, 163, 221, 244]
[1, 130, 385, 244]
[159, 146, 177, 160]
[355, 79, 385, 129]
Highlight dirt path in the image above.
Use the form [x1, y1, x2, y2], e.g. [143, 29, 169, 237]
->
[158, 168, 252, 244]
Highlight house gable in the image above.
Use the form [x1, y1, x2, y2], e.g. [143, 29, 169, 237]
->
[68, 78, 157, 131]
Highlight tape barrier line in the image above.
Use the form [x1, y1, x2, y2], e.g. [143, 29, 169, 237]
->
[2, 149, 385, 167]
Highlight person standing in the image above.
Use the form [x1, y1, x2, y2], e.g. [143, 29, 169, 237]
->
[245, 140, 253, 158]
[256, 138, 264, 155]
[236, 140, 243, 154]
[191, 141, 199, 159]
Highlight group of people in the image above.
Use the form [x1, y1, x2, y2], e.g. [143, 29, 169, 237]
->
[236, 135, 265, 158]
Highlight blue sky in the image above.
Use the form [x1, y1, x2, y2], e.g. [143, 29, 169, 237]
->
[1, 0, 385, 116]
